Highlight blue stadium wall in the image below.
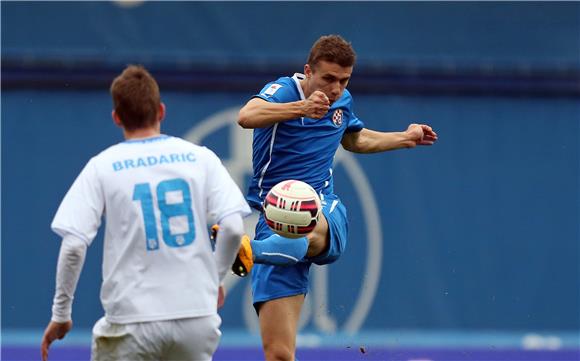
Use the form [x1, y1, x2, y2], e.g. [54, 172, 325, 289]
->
[2, 1, 579, 342]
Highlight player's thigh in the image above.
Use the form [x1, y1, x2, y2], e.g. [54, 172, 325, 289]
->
[305, 211, 329, 258]
[166, 314, 222, 361]
[306, 195, 348, 264]
[258, 295, 305, 354]
[91, 317, 158, 361]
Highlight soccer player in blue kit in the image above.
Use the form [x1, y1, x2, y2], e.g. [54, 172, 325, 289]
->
[234, 35, 438, 361]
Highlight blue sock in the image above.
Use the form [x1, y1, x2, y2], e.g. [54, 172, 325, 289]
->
[251, 234, 308, 266]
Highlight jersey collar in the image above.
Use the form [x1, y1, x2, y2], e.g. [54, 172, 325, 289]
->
[291, 73, 307, 125]
[291, 73, 306, 100]
[123, 134, 170, 144]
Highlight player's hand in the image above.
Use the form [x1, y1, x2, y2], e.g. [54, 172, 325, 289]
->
[302, 90, 330, 119]
[406, 123, 438, 147]
[41, 320, 72, 361]
[217, 285, 226, 309]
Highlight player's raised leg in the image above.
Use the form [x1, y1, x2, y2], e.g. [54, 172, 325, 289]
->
[305, 210, 329, 258]
[231, 215, 329, 277]
[258, 295, 304, 361]
[231, 207, 330, 277]
[231, 233, 309, 276]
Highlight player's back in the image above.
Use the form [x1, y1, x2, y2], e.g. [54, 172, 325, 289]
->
[99, 135, 210, 252]
[73, 135, 224, 323]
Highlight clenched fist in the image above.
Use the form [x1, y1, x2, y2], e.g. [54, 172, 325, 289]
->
[405, 123, 438, 147]
[302, 90, 330, 119]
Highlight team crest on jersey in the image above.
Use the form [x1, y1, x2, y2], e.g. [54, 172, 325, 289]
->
[332, 109, 343, 127]
[262, 83, 283, 97]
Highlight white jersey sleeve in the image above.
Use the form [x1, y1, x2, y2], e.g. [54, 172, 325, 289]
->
[203, 148, 251, 224]
[51, 158, 104, 245]
[51, 234, 87, 322]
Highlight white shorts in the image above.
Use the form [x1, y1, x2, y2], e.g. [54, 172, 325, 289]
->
[91, 314, 222, 361]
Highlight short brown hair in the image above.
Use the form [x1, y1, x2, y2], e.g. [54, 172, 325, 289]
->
[307, 35, 356, 69]
[110, 65, 161, 131]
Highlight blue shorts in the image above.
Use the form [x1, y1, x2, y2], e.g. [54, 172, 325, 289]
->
[251, 193, 348, 306]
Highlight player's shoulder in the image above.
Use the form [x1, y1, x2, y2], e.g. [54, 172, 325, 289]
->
[86, 142, 121, 165]
[258, 75, 296, 98]
[165, 135, 200, 149]
[270, 75, 294, 86]
[95, 142, 122, 157]
[332, 88, 354, 109]
[340, 88, 354, 103]
[163, 136, 221, 161]
[342, 88, 353, 99]
[196, 145, 221, 162]
[165, 136, 220, 161]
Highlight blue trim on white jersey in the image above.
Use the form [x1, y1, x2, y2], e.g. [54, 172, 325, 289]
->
[122, 135, 170, 144]
[292, 73, 306, 125]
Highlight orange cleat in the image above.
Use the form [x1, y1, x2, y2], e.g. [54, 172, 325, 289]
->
[231, 235, 253, 277]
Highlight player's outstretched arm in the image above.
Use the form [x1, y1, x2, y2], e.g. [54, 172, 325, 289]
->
[41, 235, 87, 360]
[238, 91, 330, 129]
[341, 124, 438, 153]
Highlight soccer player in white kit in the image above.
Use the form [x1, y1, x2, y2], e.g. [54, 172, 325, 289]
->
[40, 65, 251, 361]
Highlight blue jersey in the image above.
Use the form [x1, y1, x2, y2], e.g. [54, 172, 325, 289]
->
[246, 73, 364, 210]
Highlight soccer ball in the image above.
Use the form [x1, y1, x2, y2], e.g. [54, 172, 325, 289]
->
[263, 180, 321, 238]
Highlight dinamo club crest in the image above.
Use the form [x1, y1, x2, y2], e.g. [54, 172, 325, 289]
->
[332, 109, 343, 127]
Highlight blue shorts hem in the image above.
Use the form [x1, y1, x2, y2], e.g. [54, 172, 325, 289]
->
[253, 288, 309, 305]
[306, 196, 348, 265]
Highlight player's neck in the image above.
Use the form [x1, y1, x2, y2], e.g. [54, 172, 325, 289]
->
[299, 78, 313, 99]
[123, 126, 161, 140]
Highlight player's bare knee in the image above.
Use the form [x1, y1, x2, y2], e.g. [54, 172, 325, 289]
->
[306, 236, 327, 258]
[263, 342, 294, 361]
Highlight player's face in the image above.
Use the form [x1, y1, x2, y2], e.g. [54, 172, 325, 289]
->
[306, 60, 353, 104]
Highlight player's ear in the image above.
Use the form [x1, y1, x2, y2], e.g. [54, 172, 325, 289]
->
[112, 110, 123, 128]
[304, 64, 312, 78]
[158, 103, 166, 123]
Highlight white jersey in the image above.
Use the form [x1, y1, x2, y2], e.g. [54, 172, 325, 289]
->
[51, 135, 250, 324]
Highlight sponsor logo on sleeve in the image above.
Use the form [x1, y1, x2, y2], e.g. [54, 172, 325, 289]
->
[262, 84, 283, 97]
